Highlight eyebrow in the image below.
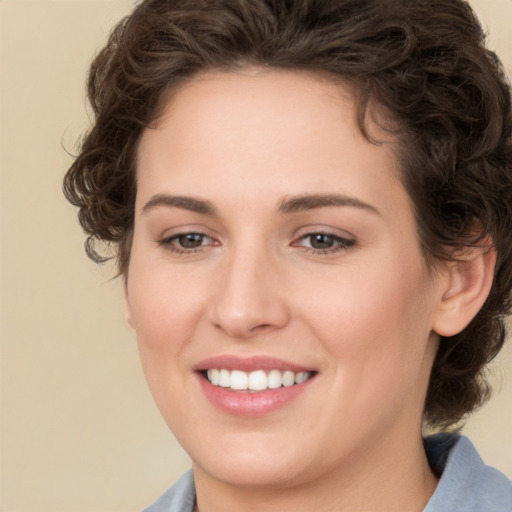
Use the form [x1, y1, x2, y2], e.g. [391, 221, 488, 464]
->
[142, 194, 217, 215]
[141, 193, 380, 217]
[278, 194, 380, 215]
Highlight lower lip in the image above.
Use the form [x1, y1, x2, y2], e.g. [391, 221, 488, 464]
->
[197, 374, 315, 417]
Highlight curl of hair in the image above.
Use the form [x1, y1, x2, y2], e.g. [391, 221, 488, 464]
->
[63, 0, 512, 428]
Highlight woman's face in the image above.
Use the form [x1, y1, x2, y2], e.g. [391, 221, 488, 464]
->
[126, 69, 448, 488]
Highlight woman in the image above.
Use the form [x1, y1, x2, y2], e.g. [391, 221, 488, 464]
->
[64, 0, 512, 510]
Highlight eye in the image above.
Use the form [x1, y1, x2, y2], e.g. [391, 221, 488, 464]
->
[292, 231, 355, 254]
[158, 232, 215, 253]
[174, 233, 208, 248]
[307, 233, 338, 249]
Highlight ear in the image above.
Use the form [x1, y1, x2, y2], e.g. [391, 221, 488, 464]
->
[432, 244, 496, 337]
[124, 280, 135, 329]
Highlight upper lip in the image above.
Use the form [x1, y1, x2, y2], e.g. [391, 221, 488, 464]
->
[193, 355, 315, 373]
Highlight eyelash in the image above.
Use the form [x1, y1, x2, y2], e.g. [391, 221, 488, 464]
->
[158, 232, 215, 254]
[157, 231, 355, 256]
[291, 232, 355, 255]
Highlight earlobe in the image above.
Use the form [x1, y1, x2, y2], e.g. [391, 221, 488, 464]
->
[432, 244, 496, 337]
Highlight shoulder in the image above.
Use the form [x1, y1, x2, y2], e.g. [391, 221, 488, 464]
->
[142, 470, 196, 512]
[424, 433, 512, 512]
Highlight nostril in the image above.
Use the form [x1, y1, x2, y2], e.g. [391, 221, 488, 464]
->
[252, 323, 273, 331]
[213, 320, 277, 339]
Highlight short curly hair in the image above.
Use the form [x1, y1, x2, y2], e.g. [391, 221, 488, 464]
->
[63, 0, 512, 428]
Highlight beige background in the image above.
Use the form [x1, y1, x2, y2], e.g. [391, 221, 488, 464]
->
[0, 1, 511, 510]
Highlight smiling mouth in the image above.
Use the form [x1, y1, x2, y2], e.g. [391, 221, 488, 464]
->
[203, 369, 315, 392]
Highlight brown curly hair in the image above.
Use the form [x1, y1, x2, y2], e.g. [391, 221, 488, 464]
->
[63, 0, 512, 428]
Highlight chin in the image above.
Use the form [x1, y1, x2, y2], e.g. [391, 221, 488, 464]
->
[194, 455, 309, 489]
[184, 430, 318, 489]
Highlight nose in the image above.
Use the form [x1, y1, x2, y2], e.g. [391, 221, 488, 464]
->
[209, 247, 290, 340]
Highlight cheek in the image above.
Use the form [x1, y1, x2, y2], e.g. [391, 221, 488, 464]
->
[127, 245, 206, 349]
[304, 263, 429, 341]
[127, 265, 197, 426]
[296, 258, 436, 398]
[125, 248, 202, 400]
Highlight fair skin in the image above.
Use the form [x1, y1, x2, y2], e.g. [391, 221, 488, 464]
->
[125, 69, 495, 511]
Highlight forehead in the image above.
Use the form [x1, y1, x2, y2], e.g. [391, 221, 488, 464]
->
[140, 69, 400, 170]
[149, 68, 358, 151]
[136, 68, 409, 222]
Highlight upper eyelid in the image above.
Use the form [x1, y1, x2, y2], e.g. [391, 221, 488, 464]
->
[157, 224, 217, 239]
[294, 233, 355, 246]
[160, 232, 214, 244]
[297, 230, 353, 239]
[292, 225, 355, 240]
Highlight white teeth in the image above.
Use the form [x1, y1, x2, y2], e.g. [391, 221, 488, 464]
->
[205, 368, 312, 391]
[207, 369, 219, 385]
[219, 369, 231, 387]
[248, 370, 267, 391]
[282, 370, 295, 387]
[267, 369, 282, 389]
[295, 372, 309, 384]
[230, 370, 248, 390]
